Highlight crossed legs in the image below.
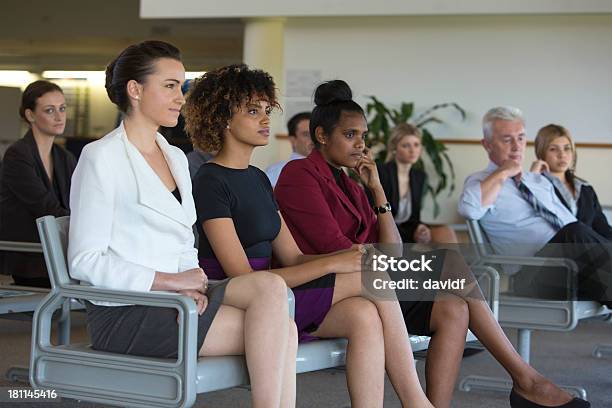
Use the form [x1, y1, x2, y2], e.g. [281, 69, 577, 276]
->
[312, 271, 433, 408]
[422, 250, 574, 407]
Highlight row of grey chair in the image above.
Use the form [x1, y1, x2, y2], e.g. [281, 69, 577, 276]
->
[27, 215, 505, 407]
[459, 219, 611, 399]
[0, 240, 78, 383]
[29, 216, 430, 407]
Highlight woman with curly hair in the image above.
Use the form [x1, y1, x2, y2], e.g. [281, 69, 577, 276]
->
[184, 64, 434, 408]
[68, 42, 297, 408]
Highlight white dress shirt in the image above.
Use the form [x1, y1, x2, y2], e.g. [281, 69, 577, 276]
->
[542, 172, 585, 216]
[68, 123, 198, 306]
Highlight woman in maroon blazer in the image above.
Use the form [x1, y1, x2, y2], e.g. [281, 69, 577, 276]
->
[275, 80, 580, 408]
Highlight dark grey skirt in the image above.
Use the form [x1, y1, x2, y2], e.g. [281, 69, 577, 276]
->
[85, 279, 228, 359]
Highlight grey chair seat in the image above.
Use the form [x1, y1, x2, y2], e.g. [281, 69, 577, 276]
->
[296, 338, 348, 374]
[499, 295, 609, 331]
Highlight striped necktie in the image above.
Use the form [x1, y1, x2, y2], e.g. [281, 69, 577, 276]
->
[514, 176, 565, 231]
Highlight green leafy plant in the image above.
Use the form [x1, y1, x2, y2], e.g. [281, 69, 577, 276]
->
[365, 96, 466, 217]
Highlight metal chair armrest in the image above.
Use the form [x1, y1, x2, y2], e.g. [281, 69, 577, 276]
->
[287, 287, 295, 319]
[478, 255, 577, 270]
[471, 265, 500, 318]
[478, 255, 578, 299]
[0, 240, 43, 253]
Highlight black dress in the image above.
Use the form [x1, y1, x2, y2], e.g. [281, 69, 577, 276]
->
[193, 163, 281, 269]
[193, 163, 338, 342]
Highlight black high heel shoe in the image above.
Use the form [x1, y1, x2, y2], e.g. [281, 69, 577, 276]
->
[509, 389, 591, 408]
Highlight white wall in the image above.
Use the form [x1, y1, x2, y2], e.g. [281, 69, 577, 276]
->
[88, 85, 119, 138]
[284, 14, 612, 143]
[280, 14, 612, 219]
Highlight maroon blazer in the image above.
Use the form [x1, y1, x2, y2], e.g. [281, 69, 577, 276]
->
[275, 149, 378, 255]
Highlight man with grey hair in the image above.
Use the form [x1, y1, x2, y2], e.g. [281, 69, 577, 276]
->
[459, 106, 611, 307]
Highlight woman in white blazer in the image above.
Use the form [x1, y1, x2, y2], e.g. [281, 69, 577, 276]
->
[68, 41, 297, 408]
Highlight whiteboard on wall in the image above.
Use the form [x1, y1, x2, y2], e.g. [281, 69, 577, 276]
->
[284, 15, 612, 144]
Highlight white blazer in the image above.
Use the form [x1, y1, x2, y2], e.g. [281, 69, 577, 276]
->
[68, 123, 198, 305]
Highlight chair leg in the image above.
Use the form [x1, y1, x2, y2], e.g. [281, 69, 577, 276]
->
[517, 329, 531, 364]
[5, 366, 29, 383]
[5, 300, 73, 384]
[592, 344, 612, 358]
[459, 328, 588, 400]
[57, 300, 71, 345]
[459, 374, 588, 399]
[459, 375, 513, 393]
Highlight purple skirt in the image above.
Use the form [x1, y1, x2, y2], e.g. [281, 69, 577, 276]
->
[199, 257, 335, 342]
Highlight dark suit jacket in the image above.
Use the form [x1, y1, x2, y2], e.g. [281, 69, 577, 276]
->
[275, 149, 378, 254]
[554, 183, 612, 240]
[377, 160, 426, 243]
[0, 131, 76, 279]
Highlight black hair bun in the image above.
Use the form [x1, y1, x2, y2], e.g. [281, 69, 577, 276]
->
[105, 58, 119, 104]
[314, 80, 352, 106]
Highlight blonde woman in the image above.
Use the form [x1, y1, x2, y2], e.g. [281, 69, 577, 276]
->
[378, 123, 457, 243]
[533, 124, 611, 240]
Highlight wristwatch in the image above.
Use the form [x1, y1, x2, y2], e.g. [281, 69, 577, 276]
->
[373, 202, 392, 215]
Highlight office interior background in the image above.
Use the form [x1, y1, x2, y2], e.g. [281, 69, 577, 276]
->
[1, 0, 611, 224]
[0, 1, 610, 407]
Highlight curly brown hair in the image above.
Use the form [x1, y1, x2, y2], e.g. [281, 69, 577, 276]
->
[183, 64, 280, 152]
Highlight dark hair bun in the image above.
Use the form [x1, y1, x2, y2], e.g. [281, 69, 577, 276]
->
[314, 80, 352, 106]
[105, 58, 120, 105]
[104, 40, 181, 113]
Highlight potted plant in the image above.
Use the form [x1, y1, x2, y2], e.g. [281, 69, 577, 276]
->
[365, 96, 466, 217]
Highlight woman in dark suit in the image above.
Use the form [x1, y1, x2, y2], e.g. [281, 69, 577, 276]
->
[0, 80, 76, 287]
[533, 124, 612, 240]
[378, 123, 457, 243]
